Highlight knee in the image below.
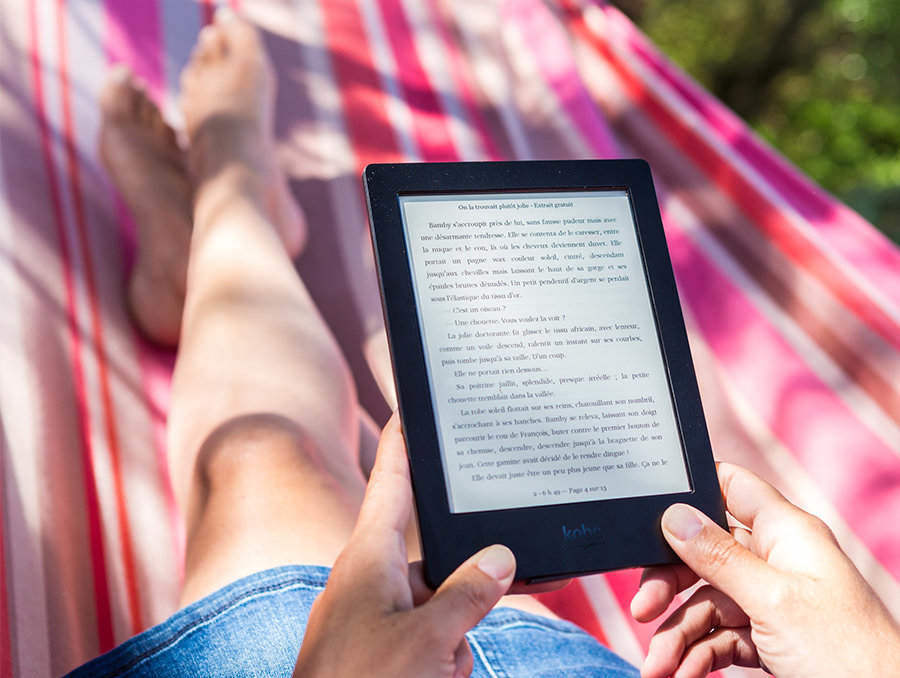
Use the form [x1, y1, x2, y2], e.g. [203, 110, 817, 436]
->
[193, 412, 318, 492]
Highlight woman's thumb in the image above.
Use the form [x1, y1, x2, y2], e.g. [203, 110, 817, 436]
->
[661, 504, 775, 618]
[422, 545, 516, 642]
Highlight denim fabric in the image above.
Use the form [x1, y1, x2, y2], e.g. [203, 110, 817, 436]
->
[67, 565, 639, 677]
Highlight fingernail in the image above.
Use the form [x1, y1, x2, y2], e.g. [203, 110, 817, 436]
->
[662, 504, 703, 541]
[477, 545, 515, 580]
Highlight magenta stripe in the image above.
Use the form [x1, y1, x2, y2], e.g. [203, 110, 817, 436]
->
[662, 205, 900, 577]
[600, 4, 900, 308]
[504, 0, 619, 159]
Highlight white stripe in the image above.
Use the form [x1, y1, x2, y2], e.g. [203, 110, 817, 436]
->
[585, 4, 900, 332]
[450, 1, 534, 160]
[579, 575, 644, 667]
[466, 635, 501, 678]
[665, 193, 900, 456]
[0, 73, 53, 678]
[357, 0, 421, 160]
[399, 0, 485, 160]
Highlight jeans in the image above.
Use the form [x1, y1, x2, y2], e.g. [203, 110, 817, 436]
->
[67, 565, 639, 677]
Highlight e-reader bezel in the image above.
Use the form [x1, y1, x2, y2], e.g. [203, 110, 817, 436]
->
[364, 160, 726, 588]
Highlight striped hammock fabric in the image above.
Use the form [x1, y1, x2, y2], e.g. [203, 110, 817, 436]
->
[1, 0, 898, 676]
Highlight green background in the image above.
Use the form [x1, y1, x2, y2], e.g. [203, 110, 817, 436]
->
[614, 0, 900, 243]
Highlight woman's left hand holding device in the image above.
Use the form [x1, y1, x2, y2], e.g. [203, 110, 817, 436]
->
[294, 414, 565, 678]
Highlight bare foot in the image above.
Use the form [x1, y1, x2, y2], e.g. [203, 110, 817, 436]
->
[179, 9, 306, 256]
[100, 65, 191, 347]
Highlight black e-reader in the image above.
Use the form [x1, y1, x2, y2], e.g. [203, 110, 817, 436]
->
[363, 159, 726, 588]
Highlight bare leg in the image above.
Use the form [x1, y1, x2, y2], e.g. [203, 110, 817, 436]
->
[162, 12, 369, 606]
[105, 10, 555, 618]
[99, 19, 388, 608]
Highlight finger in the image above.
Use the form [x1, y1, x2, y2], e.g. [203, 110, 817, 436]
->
[631, 564, 699, 622]
[716, 462, 796, 530]
[661, 503, 777, 618]
[642, 585, 749, 678]
[420, 544, 516, 645]
[453, 638, 474, 678]
[355, 413, 411, 542]
[672, 627, 760, 678]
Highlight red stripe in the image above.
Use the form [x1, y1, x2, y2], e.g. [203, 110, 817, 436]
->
[564, 5, 900, 355]
[535, 580, 610, 646]
[201, 0, 216, 25]
[377, 0, 456, 161]
[375, 0, 618, 643]
[27, 0, 114, 651]
[319, 0, 405, 169]
[55, 0, 143, 637]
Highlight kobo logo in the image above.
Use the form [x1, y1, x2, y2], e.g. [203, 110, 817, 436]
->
[561, 523, 603, 541]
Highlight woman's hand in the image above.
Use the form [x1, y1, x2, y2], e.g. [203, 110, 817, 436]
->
[631, 463, 900, 678]
[294, 414, 560, 678]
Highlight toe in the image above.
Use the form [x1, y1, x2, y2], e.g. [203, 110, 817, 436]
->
[214, 7, 259, 48]
[196, 25, 227, 61]
[100, 64, 138, 118]
[134, 86, 157, 125]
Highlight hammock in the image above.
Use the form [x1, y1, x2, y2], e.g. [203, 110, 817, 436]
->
[0, 0, 898, 675]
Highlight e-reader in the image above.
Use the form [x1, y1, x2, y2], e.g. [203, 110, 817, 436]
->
[363, 160, 726, 587]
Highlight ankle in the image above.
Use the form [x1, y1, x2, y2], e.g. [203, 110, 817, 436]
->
[189, 115, 268, 183]
[193, 164, 267, 234]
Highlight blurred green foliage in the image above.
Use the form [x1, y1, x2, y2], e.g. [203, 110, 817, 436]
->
[614, 0, 900, 243]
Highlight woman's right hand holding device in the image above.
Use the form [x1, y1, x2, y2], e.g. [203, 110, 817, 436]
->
[631, 463, 900, 678]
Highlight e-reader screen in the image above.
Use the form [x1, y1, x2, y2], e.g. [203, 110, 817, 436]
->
[398, 190, 692, 514]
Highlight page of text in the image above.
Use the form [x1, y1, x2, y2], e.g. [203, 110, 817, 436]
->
[400, 191, 691, 513]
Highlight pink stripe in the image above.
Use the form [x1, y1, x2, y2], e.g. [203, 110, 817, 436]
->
[103, 0, 184, 588]
[663, 205, 900, 576]
[376, 0, 457, 161]
[600, 4, 900, 309]
[504, 0, 619, 159]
